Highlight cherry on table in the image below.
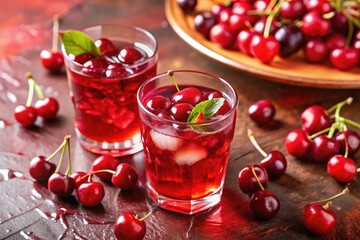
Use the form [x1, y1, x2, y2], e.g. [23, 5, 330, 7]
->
[40, 50, 64, 73]
[260, 151, 287, 180]
[111, 163, 139, 190]
[34, 97, 59, 120]
[335, 130, 360, 156]
[14, 105, 38, 127]
[311, 135, 340, 162]
[327, 155, 357, 183]
[76, 182, 105, 207]
[301, 105, 332, 135]
[91, 154, 121, 181]
[285, 129, 311, 159]
[238, 164, 268, 195]
[114, 211, 147, 240]
[250, 190, 280, 220]
[29, 155, 56, 182]
[248, 99, 276, 126]
[71, 171, 92, 189]
[48, 172, 75, 198]
[303, 203, 336, 235]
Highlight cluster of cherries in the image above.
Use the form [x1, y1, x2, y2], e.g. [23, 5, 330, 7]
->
[237, 129, 287, 220]
[28, 135, 148, 240]
[145, 71, 231, 123]
[179, 0, 360, 70]
[14, 73, 59, 127]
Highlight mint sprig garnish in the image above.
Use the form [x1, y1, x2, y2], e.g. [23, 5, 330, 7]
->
[59, 30, 101, 56]
[187, 98, 225, 123]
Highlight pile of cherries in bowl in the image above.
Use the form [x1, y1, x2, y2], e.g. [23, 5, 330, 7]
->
[178, 0, 360, 70]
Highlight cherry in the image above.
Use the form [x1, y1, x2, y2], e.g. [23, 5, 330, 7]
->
[232, 2, 254, 15]
[311, 135, 340, 162]
[305, 0, 334, 14]
[48, 172, 75, 198]
[325, 33, 346, 51]
[236, 29, 256, 55]
[331, 12, 349, 35]
[335, 130, 360, 156]
[118, 47, 143, 64]
[303, 203, 336, 235]
[114, 212, 146, 240]
[40, 15, 64, 73]
[248, 99, 275, 125]
[14, 105, 37, 127]
[327, 155, 357, 183]
[204, 90, 222, 100]
[209, 23, 236, 48]
[177, 0, 197, 13]
[218, 8, 232, 24]
[301, 11, 330, 38]
[216, 99, 231, 115]
[211, 3, 227, 19]
[303, 39, 328, 63]
[29, 156, 56, 182]
[73, 53, 96, 64]
[105, 64, 129, 78]
[253, 18, 279, 36]
[82, 59, 107, 77]
[71, 171, 91, 188]
[145, 95, 172, 114]
[274, 25, 305, 58]
[301, 105, 332, 135]
[91, 155, 121, 181]
[76, 182, 105, 207]
[170, 103, 193, 122]
[279, 0, 306, 20]
[95, 38, 118, 56]
[238, 165, 268, 194]
[285, 129, 311, 159]
[171, 87, 203, 106]
[330, 48, 359, 71]
[250, 190, 280, 220]
[253, 0, 270, 11]
[249, 35, 280, 64]
[194, 12, 217, 38]
[111, 163, 139, 190]
[34, 97, 59, 120]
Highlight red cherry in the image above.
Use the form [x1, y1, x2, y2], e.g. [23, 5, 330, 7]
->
[40, 50, 64, 73]
[95, 38, 118, 56]
[260, 151, 287, 180]
[76, 182, 105, 207]
[303, 39, 328, 63]
[73, 53, 96, 64]
[325, 33, 346, 51]
[14, 105, 38, 127]
[211, 3, 227, 19]
[105, 64, 129, 78]
[218, 8, 232, 24]
[335, 130, 360, 156]
[209, 23, 236, 48]
[248, 99, 276, 125]
[238, 165, 268, 195]
[177, 0, 197, 13]
[169, 103, 193, 122]
[311, 135, 340, 162]
[216, 99, 231, 115]
[118, 47, 143, 64]
[171, 87, 203, 106]
[249, 35, 280, 64]
[91, 155, 121, 181]
[253, 18, 279, 36]
[82, 59, 107, 77]
[330, 48, 359, 71]
[236, 29, 256, 55]
[48, 173, 75, 198]
[280, 0, 306, 20]
[114, 212, 146, 240]
[250, 190, 280, 220]
[303, 203, 336, 235]
[194, 12, 217, 38]
[204, 90, 222, 100]
[145, 95, 172, 114]
[29, 156, 56, 182]
[327, 155, 357, 183]
[301, 105, 332, 135]
[34, 97, 59, 120]
[305, 0, 334, 14]
[301, 11, 330, 38]
[285, 129, 311, 159]
[70, 171, 92, 189]
[111, 163, 139, 190]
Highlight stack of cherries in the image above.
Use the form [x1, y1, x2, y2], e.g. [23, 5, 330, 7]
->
[28, 135, 148, 240]
[179, 0, 360, 70]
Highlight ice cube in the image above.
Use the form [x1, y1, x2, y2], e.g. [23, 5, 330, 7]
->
[174, 144, 208, 166]
[112, 107, 135, 129]
[149, 129, 183, 151]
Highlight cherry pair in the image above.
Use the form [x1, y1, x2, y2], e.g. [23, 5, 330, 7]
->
[14, 73, 59, 127]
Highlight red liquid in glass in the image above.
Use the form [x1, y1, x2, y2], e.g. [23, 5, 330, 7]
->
[141, 86, 236, 200]
[67, 43, 157, 142]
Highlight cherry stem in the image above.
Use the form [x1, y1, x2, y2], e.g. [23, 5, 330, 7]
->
[323, 201, 332, 210]
[251, 165, 264, 191]
[345, 18, 354, 47]
[327, 122, 339, 139]
[45, 138, 67, 162]
[327, 97, 353, 113]
[136, 211, 153, 221]
[263, 0, 283, 38]
[65, 136, 72, 176]
[339, 117, 360, 129]
[308, 127, 331, 140]
[344, 134, 349, 158]
[25, 75, 36, 107]
[316, 186, 350, 205]
[167, 70, 180, 92]
[54, 137, 69, 173]
[26, 72, 45, 99]
[247, 129, 267, 157]
[52, 14, 60, 52]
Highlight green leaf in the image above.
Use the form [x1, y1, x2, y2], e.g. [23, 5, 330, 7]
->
[59, 30, 101, 56]
[187, 98, 225, 123]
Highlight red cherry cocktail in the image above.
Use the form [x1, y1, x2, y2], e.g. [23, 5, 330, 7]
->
[137, 70, 238, 214]
[62, 25, 158, 156]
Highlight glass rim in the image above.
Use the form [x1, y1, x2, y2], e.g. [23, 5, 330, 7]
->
[137, 70, 239, 127]
[61, 24, 158, 71]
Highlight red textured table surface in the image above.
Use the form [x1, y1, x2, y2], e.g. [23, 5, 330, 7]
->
[0, 1, 359, 239]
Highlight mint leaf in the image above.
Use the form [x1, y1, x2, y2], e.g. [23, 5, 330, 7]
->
[60, 30, 101, 56]
[187, 98, 225, 123]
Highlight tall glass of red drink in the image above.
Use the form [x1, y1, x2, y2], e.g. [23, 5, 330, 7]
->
[137, 70, 238, 214]
[62, 25, 158, 156]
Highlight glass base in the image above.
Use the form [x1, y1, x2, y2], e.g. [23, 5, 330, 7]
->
[147, 183, 222, 215]
[75, 128, 143, 157]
